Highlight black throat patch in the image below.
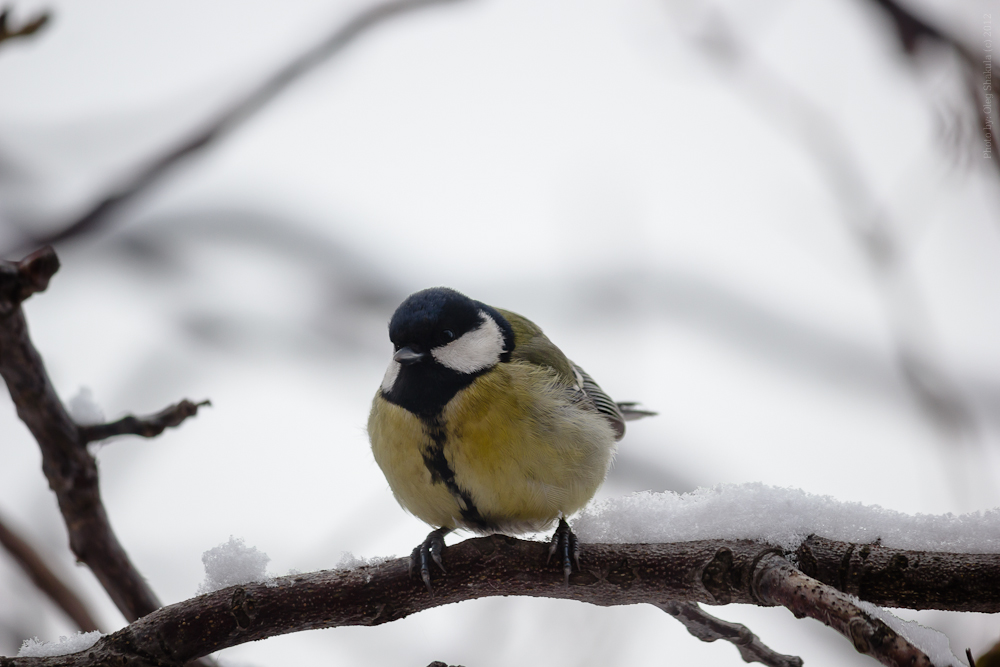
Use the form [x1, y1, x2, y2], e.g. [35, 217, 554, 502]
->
[420, 416, 495, 532]
[381, 361, 485, 419]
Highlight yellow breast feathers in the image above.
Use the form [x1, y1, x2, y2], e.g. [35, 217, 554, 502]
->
[368, 360, 617, 534]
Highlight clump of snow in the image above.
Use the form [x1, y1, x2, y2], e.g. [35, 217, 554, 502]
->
[18, 631, 104, 657]
[334, 552, 392, 583]
[574, 483, 1000, 553]
[853, 598, 963, 667]
[198, 537, 271, 593]
[67, 387, 104, 425]
[335, 551, 391, 570]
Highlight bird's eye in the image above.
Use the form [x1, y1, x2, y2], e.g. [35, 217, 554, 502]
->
[442, 329, 455, 341]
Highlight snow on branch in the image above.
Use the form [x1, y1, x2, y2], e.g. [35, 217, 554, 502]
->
[0, 535, 994, 667]
[575, 484, 1000, 555]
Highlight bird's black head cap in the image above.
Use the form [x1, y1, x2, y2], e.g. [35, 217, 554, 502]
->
[382, 287, 514, 418]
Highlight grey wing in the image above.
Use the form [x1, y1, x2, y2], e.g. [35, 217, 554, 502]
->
[572, 364, 627, 441]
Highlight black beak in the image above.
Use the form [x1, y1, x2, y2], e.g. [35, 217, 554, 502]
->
[393, 346, 426, 366]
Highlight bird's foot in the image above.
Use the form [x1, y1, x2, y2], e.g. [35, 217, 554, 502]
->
[547, 518, 580, 586]
[409, 527, 451, 592]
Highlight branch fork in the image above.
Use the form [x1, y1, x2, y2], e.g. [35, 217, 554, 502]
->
[0, 248, 209, 622]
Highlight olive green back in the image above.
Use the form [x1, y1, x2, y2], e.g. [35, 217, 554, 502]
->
[497, 308, 577, 386]
[497, 307, 626, 440]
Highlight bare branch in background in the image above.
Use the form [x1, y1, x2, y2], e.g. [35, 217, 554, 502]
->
[4, 0, 468, 255]
[78, 399, 210, 444]
[0, 7, 49, 47]
[0, 247, 209, 623]
[2, 535, 995, 667]
[865, 0, 1000, 176]
[684, 8, 980, 448]
[655, 601, 803, 667]
[0, 513, 100, 633]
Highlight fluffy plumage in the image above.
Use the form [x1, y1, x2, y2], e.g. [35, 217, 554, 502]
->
[367, 287, 642, 586]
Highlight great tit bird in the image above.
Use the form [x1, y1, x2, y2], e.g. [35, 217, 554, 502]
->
[368, 287, 652, 589]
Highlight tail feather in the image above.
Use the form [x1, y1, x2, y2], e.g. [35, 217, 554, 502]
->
[616, 402, 658, 421]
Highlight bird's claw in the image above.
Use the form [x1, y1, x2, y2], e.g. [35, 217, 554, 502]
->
[409, 527, 450, 592]
[547, 518, 580, 586]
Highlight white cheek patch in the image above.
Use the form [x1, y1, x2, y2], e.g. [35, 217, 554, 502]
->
[432, 311, 506, 374]
[381, 359, 401, 392]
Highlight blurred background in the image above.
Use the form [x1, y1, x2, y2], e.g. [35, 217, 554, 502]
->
[0, 0, 998, 665]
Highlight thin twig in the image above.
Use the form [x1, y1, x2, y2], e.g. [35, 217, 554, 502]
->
[655, 601, 802, 667]
[0, 7, 49, 47]
[78, 399, 210, 443]
[6, 0, 468, 254]
[0, 512, 100, 632]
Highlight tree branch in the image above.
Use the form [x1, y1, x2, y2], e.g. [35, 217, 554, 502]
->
[756, 553, 939, 667]
[6, 0, 468, 254]
[864, 0, 1000, 177]
[0, 512, 100, 632]
[0, 248, 206, 623]
[0, 7, 50, 47]
[792, 535, 1000, 611]
[688, 10, 982, 442]
[655, 600, 803, 667]
[78, 399, 210, 443]
[1, 535, 992, 667]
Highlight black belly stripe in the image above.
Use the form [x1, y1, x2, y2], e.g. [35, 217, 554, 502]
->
[421, 417, 495, 531]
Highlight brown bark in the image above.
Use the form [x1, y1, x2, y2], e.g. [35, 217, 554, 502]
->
[756, 554, 937, 667]
[78, 400, 210, 443]
[795, 536, 1000, 613]
[655, 600, 803, 667]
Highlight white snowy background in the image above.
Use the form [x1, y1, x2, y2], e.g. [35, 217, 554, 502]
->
[0, 0, 999, 665]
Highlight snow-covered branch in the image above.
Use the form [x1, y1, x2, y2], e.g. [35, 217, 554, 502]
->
[2, 535, 995, 667]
